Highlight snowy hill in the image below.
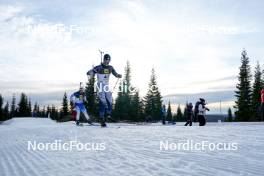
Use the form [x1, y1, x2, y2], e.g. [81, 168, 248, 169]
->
[0, 118, 264, 176]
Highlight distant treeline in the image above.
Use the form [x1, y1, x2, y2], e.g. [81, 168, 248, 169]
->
[1, 49, 263, 122]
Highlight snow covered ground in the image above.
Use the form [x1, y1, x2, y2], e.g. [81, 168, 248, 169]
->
[0, 118, 264, 176]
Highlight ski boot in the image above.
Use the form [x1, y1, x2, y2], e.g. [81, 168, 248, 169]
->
[76, 120, 81, 126]
[100, 118, 107, 128]
[106, 114, 116, 122]
[87, 119, 93, 125]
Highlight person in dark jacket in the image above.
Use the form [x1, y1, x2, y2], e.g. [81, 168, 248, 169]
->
[161, 104, 166, 125]
[185, 103, 193, 126]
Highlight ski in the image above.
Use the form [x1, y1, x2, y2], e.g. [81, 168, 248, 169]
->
[72, 121, 121, 128]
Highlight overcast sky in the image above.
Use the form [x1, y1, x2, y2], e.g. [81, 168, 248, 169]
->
[0, 0, 264, 113]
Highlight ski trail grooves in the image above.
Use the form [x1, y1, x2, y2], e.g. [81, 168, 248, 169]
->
[0, 118, 264, 176]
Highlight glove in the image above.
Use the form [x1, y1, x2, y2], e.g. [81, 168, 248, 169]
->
[117, 74, 122, 78]
[87, 70, 94, 78]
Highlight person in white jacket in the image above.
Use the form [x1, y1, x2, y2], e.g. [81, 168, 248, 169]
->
[197, 98, 210, 126]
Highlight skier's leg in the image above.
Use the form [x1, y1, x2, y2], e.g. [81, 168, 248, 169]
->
[80, 104, 90, 121]
[105, 92, 113, 116]
[98, 91, 107, 119]
[185, 116, 189, 126]
[162, 117, 166, 125]
[83, 111, 90, 121]
[75, 107, 80, 121]
[98, 91, 107, 127]
[198, 115, 202, 126]
[75, 106, 81, 125]
[193, 112, 196, 122]
[201, 116, 205, 126]
[200, 116, 205, 126]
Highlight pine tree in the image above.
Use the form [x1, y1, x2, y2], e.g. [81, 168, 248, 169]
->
[144, 68, 163, 121]
[41, 106, 46, 117]
[11, 94, 16, 117]
[113, 61, 132, 121]
[28, 99, 32, 117]
[227, 108, 233, 122]
[261, 65, 264, 121]
[234, 49, 252, 121]
[18, 93, 31, 117]
[261, 66, 264, 89]
[0, 94, 3, 121]
[129, 90, 143, 122]
[251, 62, 262, 121]
[46, 105, 51, 117]
[166, 101, 172, 122]
[51, 105, 59, 120]
[61, 92, 69, 117]
[85, 74, 98, 117]
[4, 102, 10, 120]
[176, 105, 184, 121]
[33, 102, 41, 117]
[183, 103, 188, 121]
[113, 82, 127, 121]
[33, 102, 37, 116]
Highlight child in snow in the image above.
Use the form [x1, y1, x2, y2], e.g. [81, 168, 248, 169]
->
[70, 87, 91, 126]
[87, 54, 122, 127]
[185, 103, 193, 126]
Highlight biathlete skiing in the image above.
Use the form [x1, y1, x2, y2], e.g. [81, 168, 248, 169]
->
[87, 53, 122, 127]
[70, 86, 92, 126]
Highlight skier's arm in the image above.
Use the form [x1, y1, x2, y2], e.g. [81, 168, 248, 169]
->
[70, 94, 76, 104]
[87, 66, 99, 76]
[112, 67, 122, 78]
[83, 94, 87, 103]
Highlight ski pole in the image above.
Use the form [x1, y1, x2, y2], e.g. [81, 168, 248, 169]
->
[112, 78, 120, 93]
[99, 50, 104, 64]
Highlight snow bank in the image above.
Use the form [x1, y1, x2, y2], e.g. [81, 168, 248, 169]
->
[1, 117, 55, 126]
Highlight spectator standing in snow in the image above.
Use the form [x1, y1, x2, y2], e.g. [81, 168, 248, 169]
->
[197, 98, 210, 126]
[161, 104, 166, 125]
[185, 103, 193, 126]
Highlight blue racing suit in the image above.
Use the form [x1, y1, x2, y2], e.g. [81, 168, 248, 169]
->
[70, 91, 90, 121]
[87, 64, 121, 119]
